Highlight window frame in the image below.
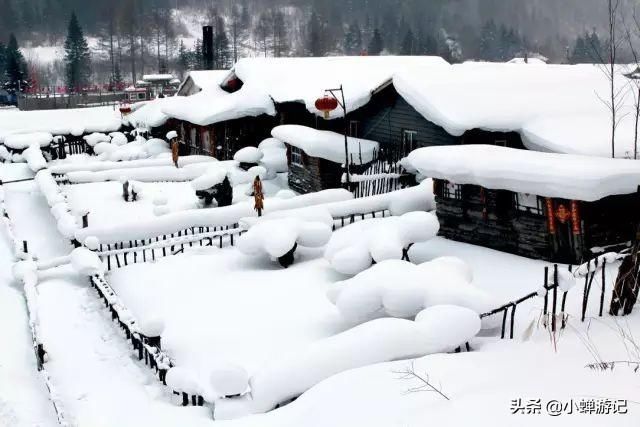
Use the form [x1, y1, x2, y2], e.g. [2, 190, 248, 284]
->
[290, 146, 304, 166]
[514, 192, 545, 216]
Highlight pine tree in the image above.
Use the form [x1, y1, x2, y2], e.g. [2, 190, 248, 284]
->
[110, 61, 123, 91]
[479, 20, 498, 61]
[4, 34, 27, 94]
[64, 12, 91, 92]
[306, 10, 326, 56]
[272, 9, 288, 58]
[400, 29, 417, 55]
[177, 40, 190, 78]
[0, 0, 18, 41]
[368, 28, 384, 55]
[344, 21, 362, 55]
[586, 30, 603, 62]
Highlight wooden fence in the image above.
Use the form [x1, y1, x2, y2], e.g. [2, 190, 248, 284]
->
[482, 260, 613, 339]
[348, 148, 409, 199]
[89, 274, 205, 406]
[98, 225, 245, 271]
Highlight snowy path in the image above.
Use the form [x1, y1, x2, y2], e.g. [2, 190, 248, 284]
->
[2, 175, 214, 427]
[0, 226, 58, 427]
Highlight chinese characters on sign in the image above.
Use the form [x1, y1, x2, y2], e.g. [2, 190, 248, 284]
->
[510, 398, 628, 416]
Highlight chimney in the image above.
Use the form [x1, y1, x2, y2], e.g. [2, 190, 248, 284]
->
[203, 26, 214, 70]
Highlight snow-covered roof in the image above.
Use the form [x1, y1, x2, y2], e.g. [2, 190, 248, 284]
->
[232, 56, 449, 119]
[0, 106, 122, 143]
[405, 144, 640, 202]
[124, 97, 175, 129]
[506, 57, 547, 64]
[177, 70, 230, 94]
[161, 84, 275, 127]
[272, 125, 379, 164]
[393, 62, 640, 158]
[142, 74, 175, 82]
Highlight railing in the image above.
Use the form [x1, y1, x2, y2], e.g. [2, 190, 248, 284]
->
[98, 225, 245, 271]
[482, 259, 615, 340]
[332, 209, 390, 230]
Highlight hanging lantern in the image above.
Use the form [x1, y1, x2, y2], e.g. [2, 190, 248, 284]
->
[119, 101, 132, 116]
[315, 95, 338, 119]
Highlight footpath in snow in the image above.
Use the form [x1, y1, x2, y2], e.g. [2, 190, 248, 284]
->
[1, 166, 214, 427]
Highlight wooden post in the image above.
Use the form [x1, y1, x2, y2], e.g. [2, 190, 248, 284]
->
[543, 266, 549, 315]
[552, 264, 558, 332]
[22, 240, 28, 254]
[82, 213, 89, 228]
[509, 304, 516, 339]
[599, 259, 606, 317]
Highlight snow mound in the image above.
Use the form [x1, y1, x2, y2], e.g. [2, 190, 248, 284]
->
[83, 236, 100, 251]
[209, 363, 249, 397]
[166, 367, 198, 394]
[70, 248, 105, 276]
[166, 130, 178, 140]
[22, 143, 47, 172]
[83, 132, 110, 147]
[238, 217, 332, 259]
[329, 258, 496, 328]
[325, 211, 440, 275]
[3, 132, 53, 149]
[109, 132, 128, 146]
[234, 147, 263, 164]
[216, 305, 479, 418]
[138, 317, 165, 337]
[191, 169, 227, 191]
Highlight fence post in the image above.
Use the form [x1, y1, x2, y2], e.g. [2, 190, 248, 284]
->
[543, 266, 549, 315]
[599, 259, 606, 317]
[23, 240, 28, 254]
[552, 264, 558, 332]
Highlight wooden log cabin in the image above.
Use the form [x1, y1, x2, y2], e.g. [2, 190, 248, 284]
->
[405, 145, 640, 264]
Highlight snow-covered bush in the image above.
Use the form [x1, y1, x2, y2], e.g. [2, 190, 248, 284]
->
[238, 216, 332, 268]
[234, 147, 264, 165]
[166, 367, 199, 395]
[325, 211, 440, 275]
[109, 132, 128, 146]
[327, 258, 496, 328]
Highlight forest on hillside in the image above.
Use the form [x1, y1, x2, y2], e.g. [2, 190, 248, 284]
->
[0, 0, 638, 88]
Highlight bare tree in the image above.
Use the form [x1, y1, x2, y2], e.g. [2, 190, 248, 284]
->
[392, 360, 450, 401]
[624, 11, 640, 160]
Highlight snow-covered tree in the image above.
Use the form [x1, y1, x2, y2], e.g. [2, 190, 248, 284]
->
[344, 21, 362, 55]
[64, 12, 91, 92]
[3, 34, 28, 95]
[367, 28, 384, 55]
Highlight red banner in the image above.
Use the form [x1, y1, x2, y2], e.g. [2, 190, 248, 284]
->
[570, 200, 581, 235]
[546, 198, 556, 234]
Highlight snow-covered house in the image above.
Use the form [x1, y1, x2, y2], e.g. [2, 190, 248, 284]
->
[176, 70, 230, 96]
[405, 145, 640, 264]
[272, 125, 380, 194]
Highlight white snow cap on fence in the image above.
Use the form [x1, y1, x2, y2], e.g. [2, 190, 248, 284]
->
[209, 363, 249, 398]
[238, 216, 332, 259]
[3, 132, 53, 149]
[234, 147, 263, 164]
[70, 248, 105, 276]
[137, 317, 165, 337]
[215, 304, 479, 419]
[573, 252, 621, 278]
[83, 236, 100, 251]
[272, 125, 380, 164]
[166, 130, 178, 140]
[328, 258, 495, 328]
[22, 143, 47, 172]
[12, 260, 38, 283]
[166, 367, 199, 394]
[325, 211, 440, 275]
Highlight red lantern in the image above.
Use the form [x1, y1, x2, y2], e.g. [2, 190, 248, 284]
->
[315, 95, 338, 119]
[119, 102, 132, 116]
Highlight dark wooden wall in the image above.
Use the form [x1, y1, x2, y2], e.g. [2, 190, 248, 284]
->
[353, 84, 459, 151]
[583, 194, 639, 251]
[286, 144, 343, 194]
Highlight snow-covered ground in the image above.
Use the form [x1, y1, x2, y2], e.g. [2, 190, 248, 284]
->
[63, 181, 200, 229]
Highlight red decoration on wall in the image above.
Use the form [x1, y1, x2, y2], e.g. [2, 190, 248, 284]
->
[555, 204, 571, 224]
[570, 200, 581, 235]
[315, 95, 339, 119]
[546, 198, 556, 234]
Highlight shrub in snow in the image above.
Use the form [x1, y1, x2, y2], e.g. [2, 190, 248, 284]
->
[238, 217, 332, 268]
[217, 305, 480, 418]
[109, 132, 128, 146]
[234, 147, 263, 165]
[209, 363, 249, 397]
[70, 248, 105, 276]
[325, 211, 440, 275]
[83, 236, 100, 251]
[328, 258, 497, 329]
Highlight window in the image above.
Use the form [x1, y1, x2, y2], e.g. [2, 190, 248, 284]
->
[515, 193, 544, 215]
[495, 139, 508, 147]
[349, 121, 359, 138]
[402, 130, 418, 156]
[442, 181, 463, 200]
[137, 92, 146, 100]
[291, 146, 304, 166]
